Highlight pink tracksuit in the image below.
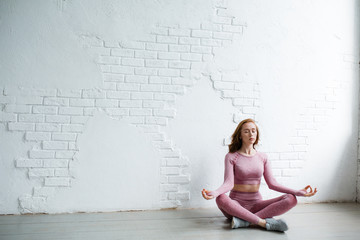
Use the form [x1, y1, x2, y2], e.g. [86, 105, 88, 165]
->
[208, 151, 306, 224]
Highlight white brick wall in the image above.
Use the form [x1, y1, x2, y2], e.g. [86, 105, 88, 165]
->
[0, 1, 358, 213]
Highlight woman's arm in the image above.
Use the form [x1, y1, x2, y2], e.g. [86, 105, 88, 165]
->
[207, 153, 235, 198]
[263, 155, 306, 196]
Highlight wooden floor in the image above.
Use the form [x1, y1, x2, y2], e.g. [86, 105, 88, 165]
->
[0, 203, 359, 240]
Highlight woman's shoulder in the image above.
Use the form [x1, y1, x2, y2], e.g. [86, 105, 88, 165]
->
[225, 151, 239, 163]
[255, 151, 269, 162]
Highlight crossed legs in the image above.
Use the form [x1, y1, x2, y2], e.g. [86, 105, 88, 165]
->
[215, 193, 298, 225]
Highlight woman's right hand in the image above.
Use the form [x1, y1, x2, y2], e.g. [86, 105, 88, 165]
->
[202, 189, 214, 200]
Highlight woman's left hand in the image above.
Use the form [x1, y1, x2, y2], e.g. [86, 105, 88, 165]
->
[301, 185, 317, 197]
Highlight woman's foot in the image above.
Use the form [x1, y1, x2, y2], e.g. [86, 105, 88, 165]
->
[231, 217, 250, 229]
[265, 218, 288, 232]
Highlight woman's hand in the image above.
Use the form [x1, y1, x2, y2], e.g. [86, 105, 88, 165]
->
[301, 185, 317, 197]
[202, 189, 214, 200]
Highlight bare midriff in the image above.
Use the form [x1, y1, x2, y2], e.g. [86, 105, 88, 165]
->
[232, 184, 260, 193]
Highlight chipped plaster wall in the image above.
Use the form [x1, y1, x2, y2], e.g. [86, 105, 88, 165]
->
[0, 0, 359, 214]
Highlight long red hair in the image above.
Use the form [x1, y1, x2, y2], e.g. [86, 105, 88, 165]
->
[228, 118, 260, 153]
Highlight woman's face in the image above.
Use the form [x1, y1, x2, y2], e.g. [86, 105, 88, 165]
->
[240, 122, 257, 145]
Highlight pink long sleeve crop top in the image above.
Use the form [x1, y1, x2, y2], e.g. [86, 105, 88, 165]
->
[208, 151, 306, 198]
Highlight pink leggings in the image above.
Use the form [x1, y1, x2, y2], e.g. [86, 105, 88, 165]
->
[216, 191, 297, 224]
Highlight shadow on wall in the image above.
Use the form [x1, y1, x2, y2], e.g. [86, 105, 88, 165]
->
[45, 110, 161, 213]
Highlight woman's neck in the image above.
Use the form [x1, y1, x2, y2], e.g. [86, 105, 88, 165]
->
[238, 145, 255, 155]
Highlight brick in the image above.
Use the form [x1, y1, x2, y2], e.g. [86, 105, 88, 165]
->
[29, 150, 55, 159]
[100, 65, 111, 73]
[45, 177, 70, 187]
[32, 106, 57, 114]
[137, 125, 160, 133]
[179, 37, 200, 45]
[55, 151, 76, 159]
[201, 22, 222, 31]
[43, 141, 68, 150]
[154, 93, 176, 101]
[163, 85, 185, 94]
[29, 168, 55, 177]
[129, 108, 152, 116]
[171, 78, 193, 86]
[16, 159, 42, 168]
[105, 108, 129, 116]
[119, 100, 142, 108]
[169, 28, 190, 36]
[95, 99, 118, 107]
[145, 116, 168, 125]
[213, 32, 233, 40]
[43, 159, 69, 168]
[45, 115, 70, 124]
[180, 53, 202, 61]
[0, 112, 16, 122]
[168, 176, 190, 184]
[158, 52, 180, 60]
[5, 104, 31, 113]
[55, 169, 70, 177]
[58, 107, 83, 115]
[69, 99, 94, 107]
[106, 91, 130, 99]
[191, 30, 212, 38]
[232, 18, 247, 26]
[156, 35, 178, 44]
[117, 83, 140, 91]
[282, 169, 301, 177]
[82, 89, 105, 99]
[8, 122, 35, 131]
[169, 61, 190, 69]
[61, 124, 84, 133]
[222, 90, 242, 98]
[125, 75, 148, 84]
[121, 58, 144, 67]
[104, 40, 119, 48]
[166, 158, 189, 166]
[57, 89, 82, 98]
[43, 97, 68, 106]
[119, 41, 145, 50]
[25, 132, 51, 141]
[135, 50, 157, 59]
[154, 109, 176, 118]
[36, 123, 61, 132]
[232, 98, 253, 106]
[160, 184, 179, 192]
[131, 92, 153, 100]
[149, 76, 171, 84]
[191, 46, 212, 54]
[158, 69, 180, 77]
[140, 84, 162, 92]
[145, 43, 168, 51]
[169, 44, 190, 52]
[111, 49, 134, 57]
[0, 96, 15, 104]
[160, 149, 180, 157]
[142, 100, 165, 108]
[271, 161, 290, 169]
[52, 133, 77, 141]
[18, 114, 44, 123]
[111, 66, 134, 74]
[103, 74, 125, 82]
[145, 59, 168, 68]
[169, 192, 190, 200]
[201, 38, 222, 47]
[134, 67, 158, 76]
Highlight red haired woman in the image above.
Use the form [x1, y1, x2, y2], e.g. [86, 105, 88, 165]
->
[202, 118, 317, 232]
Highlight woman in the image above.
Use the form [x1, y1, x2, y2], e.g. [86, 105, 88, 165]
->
[202, 118, 317, 232]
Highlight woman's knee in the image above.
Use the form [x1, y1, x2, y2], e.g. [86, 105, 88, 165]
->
[284, 194, 297, 207]
[215, 194, 228, 206]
